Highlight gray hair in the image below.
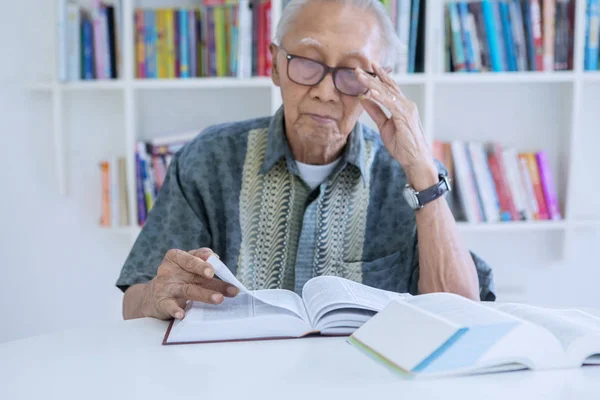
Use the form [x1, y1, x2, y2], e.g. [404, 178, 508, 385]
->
[274, 0, 402, 69]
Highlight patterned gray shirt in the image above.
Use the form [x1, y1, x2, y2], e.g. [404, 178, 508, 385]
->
[116, 106, 495, 301]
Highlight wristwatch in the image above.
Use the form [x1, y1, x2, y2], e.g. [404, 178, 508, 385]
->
[403, 174, 451, 210]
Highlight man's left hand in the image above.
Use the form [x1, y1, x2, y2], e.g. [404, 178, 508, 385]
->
[355, 63, 438, 189]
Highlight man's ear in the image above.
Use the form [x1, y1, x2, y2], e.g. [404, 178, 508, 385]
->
[270, 43, 281, 87]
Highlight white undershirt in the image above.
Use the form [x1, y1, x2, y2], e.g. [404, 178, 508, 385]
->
[296, 158, 342, 190]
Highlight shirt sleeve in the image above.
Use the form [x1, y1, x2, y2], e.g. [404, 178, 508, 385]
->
[115, 150, 212, 292]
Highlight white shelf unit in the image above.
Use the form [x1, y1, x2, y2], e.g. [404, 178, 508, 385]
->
[37, 0, 600, 263]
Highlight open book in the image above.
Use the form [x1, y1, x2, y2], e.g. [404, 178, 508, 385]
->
[163, 255, 410, 344]
[349, 293, 600, 377]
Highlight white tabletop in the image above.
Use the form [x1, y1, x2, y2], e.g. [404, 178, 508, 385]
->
[1, 318, 599, 400]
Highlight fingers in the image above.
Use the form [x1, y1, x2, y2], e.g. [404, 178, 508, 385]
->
[187, 272, 239, 297]
[164, 249, 214, 278]
[359, 97, 388, 131]
[160, 298, 186, 320]
[177, 283, 225, 304]
[372, 62, 406, 100]
[188, 247, 217, 261]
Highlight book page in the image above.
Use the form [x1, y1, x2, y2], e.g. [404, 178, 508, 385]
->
[489, 303, 600, 362]
[406, 293, 522, 326]
[166, 293, 312, 343]
[302, 276, 408, 325]
[207, 255, 307, 321]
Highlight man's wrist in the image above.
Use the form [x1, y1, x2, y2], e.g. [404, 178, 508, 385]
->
[405, 162, 439, 192]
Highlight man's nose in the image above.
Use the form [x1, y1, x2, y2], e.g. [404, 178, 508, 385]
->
[309, 72, 339, 103]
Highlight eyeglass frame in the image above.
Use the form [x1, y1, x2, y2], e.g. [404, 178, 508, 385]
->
[279, 46, 377, 96]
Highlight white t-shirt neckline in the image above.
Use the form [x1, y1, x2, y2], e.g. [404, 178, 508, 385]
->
[295, 158, 342, 191]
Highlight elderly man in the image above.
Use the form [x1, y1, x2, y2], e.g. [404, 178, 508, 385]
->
[118, 0, 495, 321]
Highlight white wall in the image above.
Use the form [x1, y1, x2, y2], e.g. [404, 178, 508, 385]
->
[0, 0, 130, 343]
[1, 0, 599, 344]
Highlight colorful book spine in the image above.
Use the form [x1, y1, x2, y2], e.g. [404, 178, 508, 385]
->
[451, 141, 483, 223]
[482, 0, 503, 71]
[92, 6, 106, 79]
[146, 10, 158, 79]
[585, 0, 600, 70]
[135, 10, 146, 78]
[156, 10, 168, 78]
[135, 151, 147, 226]
[499, 1, 517, 71]
[524, 152, 549, 220]
[487, 147, 513, 221]
[457, 2, 476, 72]
[536, 151, 562, 220]
[265, 0, 272, 76]
[179, 9, 191, 78]
[165, 10, 176, 78]
[100, 161, 111, 226]
[517, 153, 540, 220]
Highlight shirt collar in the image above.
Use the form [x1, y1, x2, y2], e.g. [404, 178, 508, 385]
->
[260, 106, 368, 184]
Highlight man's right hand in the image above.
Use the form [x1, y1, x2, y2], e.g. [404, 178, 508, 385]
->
[138, 248, 240, 320]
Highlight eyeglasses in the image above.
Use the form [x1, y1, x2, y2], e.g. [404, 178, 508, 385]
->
[281, 48, 376, 97]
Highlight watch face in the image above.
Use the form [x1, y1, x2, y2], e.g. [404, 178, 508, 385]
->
[403, 186, 419, 209]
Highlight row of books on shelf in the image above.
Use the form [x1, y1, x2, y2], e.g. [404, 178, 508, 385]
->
[445, 0, 575, 73]
[57, 0, 123, 82]
[380, 0, 426, 73]
[434, 141, 561, 224]
[135, 0, 271, 79]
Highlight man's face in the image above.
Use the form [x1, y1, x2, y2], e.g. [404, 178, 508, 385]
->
[271, 2, 384, 156]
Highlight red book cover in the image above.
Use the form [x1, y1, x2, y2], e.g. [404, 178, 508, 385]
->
[490, 144, 519, 220]
[257, 1, 265, 76]
[524, 152, 549, 220]
[264, 0, 272, 76]
[487, 150, 511, 221]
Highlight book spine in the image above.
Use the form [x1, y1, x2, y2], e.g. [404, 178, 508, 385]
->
[135, 10, 145, 78]
[110, 156, 120, 228]
[265, 0, 272, 76]
[135, 151, 147, 225]
[408, 0, 421, 73]
[190, 10, 198, 77]
[100, 161, 110, 226]
[543, 0, 556, 71]
[503, 148, 530, 220]
[468, 142, 500, 223]
[524, 152, 549, 220]
[585, 0, 600, 70]
[156, 10, 166, 78]
[487, 148, 512, 221]
[174, 8, 181, 78]
[147, 10, 158, 79]
[82, 17, 95, 80]
[529, 0, 544, 71]
[499, 1, 517, 71]
[101, 6, 113, 79]
[492, 144, 519, 221]
[118, 157, 130, 226]
[66, 4, 81, 81]
[457, 2, 476, 72]
[482, 0, 502, 71]
[517, 153, 540, 220]
[92, 6, 105, 79]
[467, 13, 483, 71]
[165, 9, 176, 78]
[448, 3, 467, 72]
[106, 6, 117, 79]
[237, 0, 252, 78]
[469, 2, 491, 71]
[451, 141, 482, 222]
[179, 9, 190, 78]
[536, 151, 562, 220]
[509, 0, 529, 71]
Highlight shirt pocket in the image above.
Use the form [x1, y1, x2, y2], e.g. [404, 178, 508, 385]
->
[343, 251, 403, 292]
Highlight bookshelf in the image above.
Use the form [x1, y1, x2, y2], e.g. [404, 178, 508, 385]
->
[35, 0, 600, 267]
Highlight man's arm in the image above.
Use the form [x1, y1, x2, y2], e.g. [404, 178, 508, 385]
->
[409, 165, 480, 300]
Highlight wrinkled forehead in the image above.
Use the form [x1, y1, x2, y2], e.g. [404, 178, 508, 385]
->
[281, 2, 384, 64]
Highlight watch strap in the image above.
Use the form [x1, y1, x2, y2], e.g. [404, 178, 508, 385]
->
[415, 174, 450, 208]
